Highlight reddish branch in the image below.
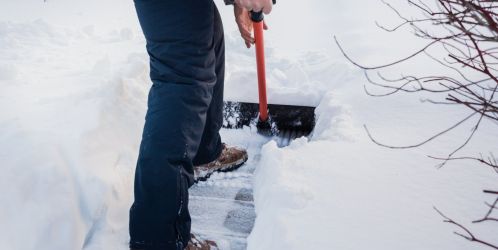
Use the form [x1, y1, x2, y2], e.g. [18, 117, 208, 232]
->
[337, 0, 498, 166]
[434, 207, 498, 249]
[336, 0, 498, 248]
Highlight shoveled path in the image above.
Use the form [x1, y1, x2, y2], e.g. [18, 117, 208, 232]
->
[189, 128, 298, 250]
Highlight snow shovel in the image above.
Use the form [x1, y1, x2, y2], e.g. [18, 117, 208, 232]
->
[223, 10, 316, 144]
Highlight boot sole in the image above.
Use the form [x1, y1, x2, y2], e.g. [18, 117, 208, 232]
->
[194, 153, 249, 183]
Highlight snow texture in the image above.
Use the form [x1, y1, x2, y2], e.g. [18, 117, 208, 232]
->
[1, 0, 497, 250]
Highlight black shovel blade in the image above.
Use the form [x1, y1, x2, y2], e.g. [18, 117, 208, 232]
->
[222, 101, 316, 137]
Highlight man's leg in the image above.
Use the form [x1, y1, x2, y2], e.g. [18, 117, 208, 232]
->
[191, 6, 248, 182]
[192, 6, 225, 166]
[130, 0, 218, 249]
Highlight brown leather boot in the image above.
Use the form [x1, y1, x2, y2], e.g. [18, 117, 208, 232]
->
[185, 234, 218, 250]
[194, 143, 248, 181]
[129, 234, 217, 250]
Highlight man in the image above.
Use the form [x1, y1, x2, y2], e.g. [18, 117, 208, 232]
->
[129, 0, 273, 249]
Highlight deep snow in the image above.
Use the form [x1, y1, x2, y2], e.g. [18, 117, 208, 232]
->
[1, 0, 497, 250]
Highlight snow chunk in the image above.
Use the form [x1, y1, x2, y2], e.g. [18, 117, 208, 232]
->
[312, 92, 358, 142]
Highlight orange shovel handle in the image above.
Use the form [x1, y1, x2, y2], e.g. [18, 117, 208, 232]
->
[252, 12, 269, 122]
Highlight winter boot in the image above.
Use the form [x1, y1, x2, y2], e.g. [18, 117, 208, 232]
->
[185, 234, 218, 250]
[130, 234, 217, 250]
[194, 143, 248, 181]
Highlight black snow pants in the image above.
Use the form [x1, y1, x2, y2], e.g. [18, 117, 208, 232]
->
[130, 0, 225, 249]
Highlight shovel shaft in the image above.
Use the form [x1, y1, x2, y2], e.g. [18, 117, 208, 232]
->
[253, 18, 269, 122]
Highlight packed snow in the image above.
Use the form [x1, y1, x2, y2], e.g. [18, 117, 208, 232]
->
[1, 0, 497, 250]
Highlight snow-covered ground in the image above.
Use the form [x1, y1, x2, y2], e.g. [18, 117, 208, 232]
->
[1, 0, 497, 249]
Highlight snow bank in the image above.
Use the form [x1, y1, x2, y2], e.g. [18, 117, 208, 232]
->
[249, 94, 498, 249]
[1, 0, 497, 250]
[239, 1, 498, 249]
[0, 6, 148, 248]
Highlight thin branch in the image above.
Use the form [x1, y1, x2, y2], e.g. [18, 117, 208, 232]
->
[434, 207, 498, 249]
[335, 36, 441, 70]
[364, 112, 477, 149]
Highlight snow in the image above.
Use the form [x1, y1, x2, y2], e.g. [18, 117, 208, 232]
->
[1, 0, 497, 250]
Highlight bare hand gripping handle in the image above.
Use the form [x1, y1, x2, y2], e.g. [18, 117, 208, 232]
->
[249, 1, 274, 122]
[225, 0, 276, 7]
[249, 0, 276, 21]
[225, 0, 276, 122]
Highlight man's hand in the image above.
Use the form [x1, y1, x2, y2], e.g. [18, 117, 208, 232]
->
[234, 0, 273, 14]
[234, 4, 268, 48]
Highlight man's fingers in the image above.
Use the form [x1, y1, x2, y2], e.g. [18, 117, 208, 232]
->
[239, 27, 253, 39]
[235, 1, 269, 49]
[238, 25, 254, 46]
[255, 0, 272, 14]
[242, 32, 253, 48]
[262, 3, 272, 14]
[251, 2, 262, 12]
[236, 0, 273, 14]
[242, 33, 254, 44]
[237, 22, 252, 38]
